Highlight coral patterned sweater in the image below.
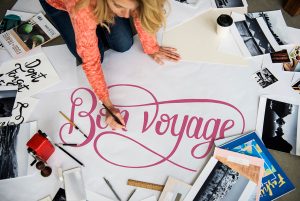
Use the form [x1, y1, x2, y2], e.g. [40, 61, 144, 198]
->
[46, 0, 159, 102]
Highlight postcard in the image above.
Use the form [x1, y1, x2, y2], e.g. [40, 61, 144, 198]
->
[270, 49, 290, 63]
[213, 147, 265, 201]
[283, 46, 300, 72]
[0, 10, 35, 49]
[231, 13, 280, 57]
[292, 79, 300, 93]
[0, 86, 18, 123]
[245, 10, 290, 46]
[174, 0, 201, 7]
[184, 157, 257, 201]
[256, 96, 300, 155]
[211, 0, 248, 10]
[252, 67, 278, 88]
[0, 13, 59, 58]
[217, 131, 295, 201]
[158, 176, 191, 201]
[0, 52, 60, 100]
[0, 121, 36, 180]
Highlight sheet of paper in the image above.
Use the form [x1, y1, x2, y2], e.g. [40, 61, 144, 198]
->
[0, 51, 60, 100]
[12, 0, 44, 14]
[162, 9, 248, 65]
[158, 177, 191, 201]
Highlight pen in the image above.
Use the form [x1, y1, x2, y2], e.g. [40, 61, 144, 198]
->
[126, 189, 136, 201]
[59, 111, 88, 138]
[102, 104, 124, 126]
[54, 143, 84, 167]
[103, 177, 121, 201]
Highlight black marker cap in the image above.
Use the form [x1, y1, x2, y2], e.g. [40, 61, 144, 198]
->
[217, 14, 233, 27]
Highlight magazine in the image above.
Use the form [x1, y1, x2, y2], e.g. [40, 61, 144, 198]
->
[217, 131, 295, 201]
[0, 10, 35, 49]
[0, 13, 59, 58]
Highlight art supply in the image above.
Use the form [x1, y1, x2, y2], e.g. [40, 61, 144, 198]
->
[59, 111, 88, 138]
[54, 143, 84, 167]
[102, 104, 124, 126]
[126, 189, 136, 201]
[60, 143, 78, 147]
[216, 14, 233, 37]
[127, 179, 164, 191]
[103, 177, 121, 201]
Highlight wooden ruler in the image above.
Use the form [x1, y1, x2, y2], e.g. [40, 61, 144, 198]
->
[127, 179, 165, 191]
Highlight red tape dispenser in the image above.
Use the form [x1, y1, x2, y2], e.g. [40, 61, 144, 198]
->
[26, 130, 55, 177]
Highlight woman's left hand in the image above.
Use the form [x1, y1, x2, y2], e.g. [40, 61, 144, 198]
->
[149, 46, 181, 65]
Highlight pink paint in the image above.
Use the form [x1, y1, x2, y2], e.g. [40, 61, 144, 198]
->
[59, 84, 245, 171]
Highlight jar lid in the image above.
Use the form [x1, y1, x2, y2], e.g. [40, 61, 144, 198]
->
[217, 14, 233, 27]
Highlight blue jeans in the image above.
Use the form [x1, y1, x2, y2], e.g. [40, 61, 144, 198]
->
[39, 0, 133, 64]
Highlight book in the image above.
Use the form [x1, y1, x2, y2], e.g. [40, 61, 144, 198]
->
[0, 10, 35, 49]
[217, 132, 295, 201]
[213, 147, 265, 201]
[184, 157, 257, 201]
[0, 13, 59, 58]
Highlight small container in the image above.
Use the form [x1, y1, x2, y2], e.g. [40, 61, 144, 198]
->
[216, 14, 233, 37]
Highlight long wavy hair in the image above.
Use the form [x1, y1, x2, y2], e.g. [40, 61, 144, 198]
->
[75, 0, 167, 33]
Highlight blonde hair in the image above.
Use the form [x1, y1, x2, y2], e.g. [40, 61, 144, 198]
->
[75, 0, 167, 34]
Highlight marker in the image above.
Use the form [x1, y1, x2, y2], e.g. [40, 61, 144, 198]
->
[54, 143, 84, 167]
[102, 104, 124, 126]
[103, 177, 121, 201]
[60, 143, 78, 147]
[59, 111, 88, 138]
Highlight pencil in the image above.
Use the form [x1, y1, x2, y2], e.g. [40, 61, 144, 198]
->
[60, 143, 78, 147]
[102, 104, 124, 126]
[126, 189, 136, 201]
[103, 177, 121, 201]
[59, 111, 88, 138]
[54, 143, 84, 167]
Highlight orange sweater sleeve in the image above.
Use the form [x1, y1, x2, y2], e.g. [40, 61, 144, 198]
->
[132, 15, 160, 54]
[68, 6, 109, 102]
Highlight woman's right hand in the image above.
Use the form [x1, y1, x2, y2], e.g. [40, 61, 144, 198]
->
[103, 99, 126, 130]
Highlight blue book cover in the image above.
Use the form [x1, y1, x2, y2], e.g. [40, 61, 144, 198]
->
[219, 131, 295, 201]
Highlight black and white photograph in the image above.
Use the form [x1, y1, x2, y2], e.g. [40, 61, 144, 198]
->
[234, 15, 276, 56]
[0, 122, 33, 180]
[246, 10, 289, 46]
[252, 68, 278, 88]
[213, 0, 245, 8]
[184, 158, 257, 201]
[256, 96, 300, 156]
[292, 79, 300, 93]
[174, 0, 200, 6]
[0, 86, 17, 119]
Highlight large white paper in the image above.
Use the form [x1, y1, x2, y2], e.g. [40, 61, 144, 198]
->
[0, 52, 60, 100]
[162, 9, 248, 65]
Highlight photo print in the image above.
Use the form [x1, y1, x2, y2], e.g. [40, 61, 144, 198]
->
[245, 10, 290, 46]
[174, 0, 200, 6]
[185, 157, 257, 201]
[212, 0, 246, 8]
[292, 79, 300, 93]
[234, 15, 278, 56]
[270, 49, 290, 63]
[0, 121, 35, 180]
[256, 96, 300, 155]
[158, 176, 191, 201]
[283, 46, 300, 72]
[252, 68, 278, 88]
[0, 86, 18, 123]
